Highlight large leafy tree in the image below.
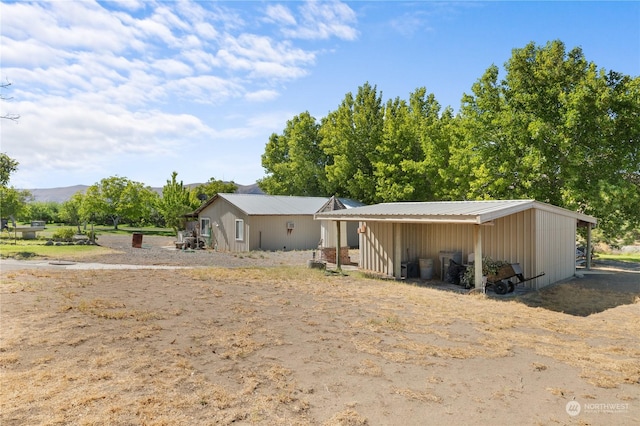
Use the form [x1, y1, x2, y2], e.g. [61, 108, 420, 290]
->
[156, 172, 200, 232]
[373, 96, 420, 202]
[0, 186, 30, 223]
[459, 40, 640, 237]
[0, 152, 18, 187]
[374, 88, 454, 202]
[320, 82, 384, 203]
[259, 112, 328, 196]
[259, 41, 639, 240]
[59, 192, 85, 232]
[0, 153, 30, 222]
[81, 176, 156, 230]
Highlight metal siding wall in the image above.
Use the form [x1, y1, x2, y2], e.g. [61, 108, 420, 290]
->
[482, 210, 538, 289]
[361, 221, 394, 276]
[250, 215, 320, 251]
[535, 209, 576, 288]
[411, 223, 475, 278]
[320, 220, 350, 248]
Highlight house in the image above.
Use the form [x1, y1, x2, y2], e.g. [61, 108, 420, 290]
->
[193, 193, 362, 252]
[314, 200, 597, 290]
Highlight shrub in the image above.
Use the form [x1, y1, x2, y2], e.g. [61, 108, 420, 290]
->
[52, 227, 76, 242]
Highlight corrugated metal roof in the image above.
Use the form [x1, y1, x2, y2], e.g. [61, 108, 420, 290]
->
[314, 199, 597, 224]
[207, 194, 363, 216]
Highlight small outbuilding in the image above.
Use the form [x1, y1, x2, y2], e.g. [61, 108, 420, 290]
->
[315, 199, 597, 290]
[193, 193, 362, 252]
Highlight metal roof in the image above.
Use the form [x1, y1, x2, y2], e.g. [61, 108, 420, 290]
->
[314, 199, 597, 225]
[196, 193, 364, 216]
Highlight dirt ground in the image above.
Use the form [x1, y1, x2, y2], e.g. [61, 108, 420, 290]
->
[1, 235, 639, 425]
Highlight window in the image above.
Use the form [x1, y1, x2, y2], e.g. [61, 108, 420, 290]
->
[200, 218, 210, 236]
[235, 219, 244, 241]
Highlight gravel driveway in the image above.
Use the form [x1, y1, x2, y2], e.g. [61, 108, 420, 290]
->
[86, 234, 316, 268]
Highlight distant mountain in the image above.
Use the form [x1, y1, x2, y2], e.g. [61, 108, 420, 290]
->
[28, 185, 89, 203]
[26, 183, 264, 203]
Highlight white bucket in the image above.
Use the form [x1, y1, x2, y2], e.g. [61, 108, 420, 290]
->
[419, 258, 434, 280]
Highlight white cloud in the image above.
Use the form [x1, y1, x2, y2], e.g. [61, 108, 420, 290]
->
[245, 89, 280, 102]
[264, 4, 297, 26]
[281, 1, 358, 41]
[2, 97, 209, 172]
[0, 0, 361, 188]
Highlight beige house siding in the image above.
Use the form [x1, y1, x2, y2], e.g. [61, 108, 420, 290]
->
[198, 198, 250, 252]
[358, 208, 576, 289]
[198, 199, 321, 252]
[249, 215, 320, 251]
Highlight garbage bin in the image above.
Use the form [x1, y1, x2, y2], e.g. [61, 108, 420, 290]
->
[132, 233, 143, 248]
[419, 258, 434, 280]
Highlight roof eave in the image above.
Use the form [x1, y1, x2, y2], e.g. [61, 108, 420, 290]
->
[314, 214, 480, 224]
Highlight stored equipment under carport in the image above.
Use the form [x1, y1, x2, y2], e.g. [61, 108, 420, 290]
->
[486, 263, 545, 294]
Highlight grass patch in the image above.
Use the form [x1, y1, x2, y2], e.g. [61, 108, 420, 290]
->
[596, 253, 640, 263]
[0, 241, 114, 260]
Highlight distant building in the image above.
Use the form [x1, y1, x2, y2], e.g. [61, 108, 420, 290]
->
[193, 193, 362, 252]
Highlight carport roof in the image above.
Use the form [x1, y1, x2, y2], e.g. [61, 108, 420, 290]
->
[314, 199, 597, 225]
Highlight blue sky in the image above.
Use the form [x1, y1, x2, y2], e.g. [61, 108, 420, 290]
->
[1, 1, 639, 190]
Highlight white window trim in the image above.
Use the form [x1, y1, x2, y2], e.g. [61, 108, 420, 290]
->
[235, 219, 244, 241]
[200, 217, 210, 236]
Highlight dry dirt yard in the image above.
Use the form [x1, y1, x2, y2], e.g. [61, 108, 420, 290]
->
[1, 236, 639, 425]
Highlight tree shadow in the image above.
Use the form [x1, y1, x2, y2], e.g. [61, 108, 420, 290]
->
[515, 278, 639, 317]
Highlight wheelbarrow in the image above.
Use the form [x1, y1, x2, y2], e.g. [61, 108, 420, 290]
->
[486, 263, 545, 294]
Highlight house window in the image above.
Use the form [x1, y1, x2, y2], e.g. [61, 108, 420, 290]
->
[235, 219, 244, 241]
[200, 218, 210, 236]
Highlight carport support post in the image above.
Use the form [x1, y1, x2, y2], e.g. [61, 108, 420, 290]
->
[336, 220, 342, 272]
[586, 222, 592, 270]
[474, 225, 484, 293]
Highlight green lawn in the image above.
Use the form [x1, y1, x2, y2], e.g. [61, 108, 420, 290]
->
[0, 224, 174, 260]
[5, 224, 174, 240]
[0, 240, 114, 260]
[596, 252, 640, 264]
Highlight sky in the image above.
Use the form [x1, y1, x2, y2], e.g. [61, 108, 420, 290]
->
[1, 1, 639, 190]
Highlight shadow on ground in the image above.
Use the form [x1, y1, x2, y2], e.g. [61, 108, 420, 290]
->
[515, 263, 639, 316]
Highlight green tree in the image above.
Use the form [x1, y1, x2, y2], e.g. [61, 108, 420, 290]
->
[458, 40, 640, 238]
[156, 172, 200, 233]
[320, 82, 384, 203]
[0, 186, 30, 223]
[19, 201, 60, 223]
[259, 112, 328, 196]
[59, 192, 85, 232]
[81, 176, 156, 230]
[195, 178, 237, 201]
[373, 88, 452, 202]
[0, 153, 30, 223]
[0, 153, 19, 187]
